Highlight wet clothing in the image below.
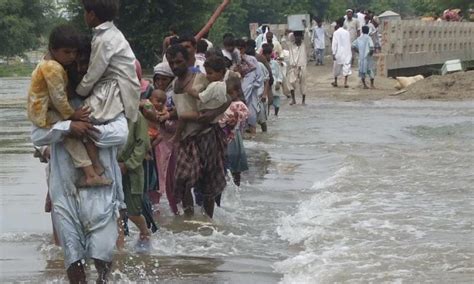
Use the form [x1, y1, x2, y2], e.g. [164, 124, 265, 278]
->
[76, 21, 140, 123]
[256, 62, 269, 125]
[153, 84, 179, 214]
[173, 74, 227, 210]
[270, 59, 283, 108]
[31, 113, 128, 269]
[118, 113, 151, 216]
[241, 55, 259, 127]
[172, 73, 208, 139]
[174, 125, 227, 205]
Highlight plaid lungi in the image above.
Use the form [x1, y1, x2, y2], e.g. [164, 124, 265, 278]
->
[174, 125, 227, 204]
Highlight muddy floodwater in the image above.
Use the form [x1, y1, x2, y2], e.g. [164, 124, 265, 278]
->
[1, 69, 473, 283]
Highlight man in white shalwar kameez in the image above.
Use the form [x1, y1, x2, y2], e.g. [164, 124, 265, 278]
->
[332, 17, 352, 88]
[287, 31, 308, 105]
[31, 107, 128, 283]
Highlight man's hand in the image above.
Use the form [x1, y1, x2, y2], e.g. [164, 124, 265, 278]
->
[118, 162, 127, 175]
[158, 111, 171, 122]
[43, 147, 51, 160]
[70, 106, 91, 122]
[69, 121, 99, 138]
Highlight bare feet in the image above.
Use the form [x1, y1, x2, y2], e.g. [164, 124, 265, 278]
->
[344, 85, 349, 88]
[363, 85, 370, 89]
[77, 175, 113, 188]
[93, 163, 105, 176]
[331, 82, 338, 87]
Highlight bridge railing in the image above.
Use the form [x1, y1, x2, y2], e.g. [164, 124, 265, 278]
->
[377, 20, 474, 76]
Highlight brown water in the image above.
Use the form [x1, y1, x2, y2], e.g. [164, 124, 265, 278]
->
[1, 71, 473, 283]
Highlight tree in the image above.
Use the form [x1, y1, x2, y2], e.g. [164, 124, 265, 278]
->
[0, 0, 48, 58]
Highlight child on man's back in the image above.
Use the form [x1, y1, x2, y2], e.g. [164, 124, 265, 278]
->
[75, 0, 141, 124]
[27, 25, 112, 187]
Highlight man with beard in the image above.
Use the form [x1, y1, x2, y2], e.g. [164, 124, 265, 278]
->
[164, 44, 229, 218]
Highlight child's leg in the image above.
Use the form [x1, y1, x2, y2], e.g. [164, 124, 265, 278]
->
[84, 139, 104, 174]
[129, 215, 150, 239]
[116, 217, 126, 250]
[63, 137, 112, 187]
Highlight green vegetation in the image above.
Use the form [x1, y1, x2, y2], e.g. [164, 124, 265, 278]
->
[1, 0, 473, 72]
[0, 64, 34, 77]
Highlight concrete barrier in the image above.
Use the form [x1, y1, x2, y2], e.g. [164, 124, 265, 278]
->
[377, 20, 474, 76]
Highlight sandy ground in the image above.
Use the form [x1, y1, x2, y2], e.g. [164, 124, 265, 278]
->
[301, 63, 474, 102]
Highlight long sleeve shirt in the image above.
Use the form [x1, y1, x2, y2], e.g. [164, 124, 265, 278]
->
[30, 113, 128, 268]
[118, 113, 150, 194]
[332, 28, 352, 65]
[76, 21, 140, 122]
[27, 60, 75, 128]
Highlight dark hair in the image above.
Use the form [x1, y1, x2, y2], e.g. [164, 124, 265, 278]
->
[245, 39, 256, 55]
[49, 24, 80, 50]
[315, 17, 322, 23]
[169, 24, 178, 34]
[205, 47, 224, 58]
[336, 17, 345, 28]
[178, 33, 196, 47]
[204, 55, 226, 73]
[362, 25, 369, 34]
[223, 33, 234, 40]
[295, 30, 305, 36]
[166, 44, 190, 61]
[223, 36, 235, 47]
[226, 76, 244, 101]
[262, 43, 273, 55]
[235, 38, 246, 49]
[82, 0, 119, 22]
[196, 39, 208, 54]
[169, 36, 180, 45]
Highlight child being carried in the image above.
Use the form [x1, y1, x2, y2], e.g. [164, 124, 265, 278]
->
[27, 25, 111, 188]
[173, 55, 229, 141]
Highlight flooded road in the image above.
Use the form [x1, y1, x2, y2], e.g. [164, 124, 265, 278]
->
[1, 74, 473, 283]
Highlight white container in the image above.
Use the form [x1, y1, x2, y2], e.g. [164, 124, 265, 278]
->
[288, 14, 310, 31]
[441, 59, 463, 75]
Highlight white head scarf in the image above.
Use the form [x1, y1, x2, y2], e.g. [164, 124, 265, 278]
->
[153, 62, 174, 78]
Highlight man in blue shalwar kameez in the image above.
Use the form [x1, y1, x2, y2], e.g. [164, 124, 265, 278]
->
[352, 25, 375, 89]
[31, 112, 128, 283]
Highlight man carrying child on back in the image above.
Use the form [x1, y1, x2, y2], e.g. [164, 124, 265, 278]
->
[30, 0, 140, 282]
